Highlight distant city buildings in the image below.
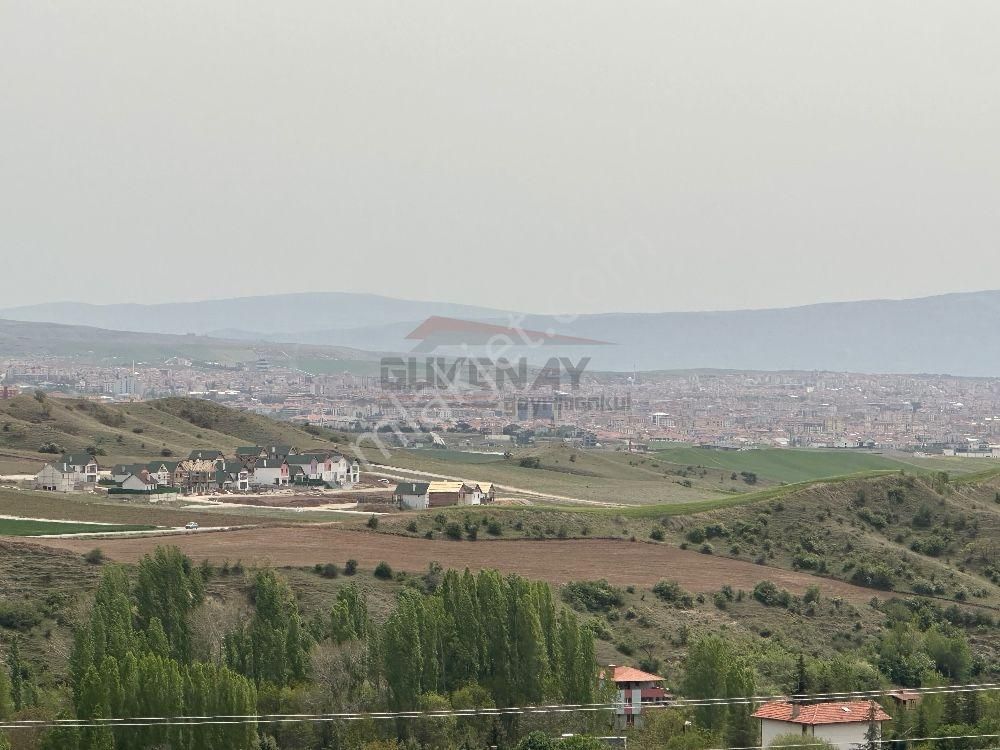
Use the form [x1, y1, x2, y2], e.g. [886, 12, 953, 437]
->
[7, 354, 1000, 454]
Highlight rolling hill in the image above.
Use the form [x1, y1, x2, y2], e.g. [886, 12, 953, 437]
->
[0, 317, 382, 366]
[0, 394, 354, 472]
[9, 289, 1000, 374]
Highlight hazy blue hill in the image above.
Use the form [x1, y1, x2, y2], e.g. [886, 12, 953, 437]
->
[7, 290, 1000, 375]
[1, 292, 508, 336]
[0, 318, 381, 365]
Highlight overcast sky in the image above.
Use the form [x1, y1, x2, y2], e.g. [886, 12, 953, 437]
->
[2, 1, 999, 314]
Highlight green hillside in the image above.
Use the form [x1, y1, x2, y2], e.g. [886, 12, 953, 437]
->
[377, 443, 983, 506]
[0, 394, 353, 472]
[651, 445, 975, 484]
[0, 317, 381, 366]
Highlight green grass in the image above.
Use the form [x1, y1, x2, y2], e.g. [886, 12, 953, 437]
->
[377, 443, 978, 506]
[0, 518, 155, 536]
[650, 446, 980, 484]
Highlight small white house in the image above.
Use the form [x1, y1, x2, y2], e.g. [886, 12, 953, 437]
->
[394, 481, 430, 510]
[250, 458, 289, 487]
[753, 701, 891, 750]
[34, 452, 99, 492]
[120, 472, 158, 493]
[34, 463, 78, 492]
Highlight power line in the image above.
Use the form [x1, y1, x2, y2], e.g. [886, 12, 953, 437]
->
[1, 682, 999, 732]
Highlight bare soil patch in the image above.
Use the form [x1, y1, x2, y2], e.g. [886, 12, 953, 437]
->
[20, 527, 877, 603]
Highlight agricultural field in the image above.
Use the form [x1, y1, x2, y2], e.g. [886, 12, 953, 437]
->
[28, 525, 878, 603]
[0, 518, 154, 536]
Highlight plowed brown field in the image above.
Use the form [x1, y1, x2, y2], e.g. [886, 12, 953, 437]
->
[15, 527, 879, 603]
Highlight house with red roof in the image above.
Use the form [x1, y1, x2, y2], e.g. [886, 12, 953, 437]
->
[603, 665, 671, 729]
[753, 700, 891, 750]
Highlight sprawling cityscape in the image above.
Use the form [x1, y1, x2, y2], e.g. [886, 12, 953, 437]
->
[6, 355, 1000, 454]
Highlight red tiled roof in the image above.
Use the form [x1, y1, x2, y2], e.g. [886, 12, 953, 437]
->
[611, 666, 665, 684]
[752, 701, 891, 725]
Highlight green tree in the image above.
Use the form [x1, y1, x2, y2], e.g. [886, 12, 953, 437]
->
[681, 633, 756, 742]
[134, 546, 205, 662]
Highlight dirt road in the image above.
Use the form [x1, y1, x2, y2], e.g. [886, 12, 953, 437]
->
[22, 527, 877, 602]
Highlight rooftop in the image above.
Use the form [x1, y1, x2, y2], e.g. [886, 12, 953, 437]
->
[752, 701, 891, 725]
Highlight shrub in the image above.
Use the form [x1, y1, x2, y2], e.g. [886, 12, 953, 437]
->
[319, 563, 339, 579]
[562, 580, 625, 612]
[83, 548, 105, 565]
[373, 561, 393, 579]
[753, 580, 792, 608]
[39, 442, 62, 454]
[406, 521, 418, 533]
[518, 456, 542, 469]
[910, 534, 950, 557]
[444, 522, 463, 540]
[649, 527, 664, 541]
[849, 562, 895, 590]
[651, 579, 694, 608]
[160, 448, 173, 457]
[0, 601, 42, 631]
[685, 527, 706, 544]
[366, 514, 379, 530]
[344, 559, 358, 575]
[485, 519, 503, 536]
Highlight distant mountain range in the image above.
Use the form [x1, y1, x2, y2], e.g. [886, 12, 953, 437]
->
[6, 290, 1000, 376]
[0, 318, 381, 368]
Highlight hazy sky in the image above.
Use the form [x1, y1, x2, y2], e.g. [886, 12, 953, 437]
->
[3, 1, 1000, 314]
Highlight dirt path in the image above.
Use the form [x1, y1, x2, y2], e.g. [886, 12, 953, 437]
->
[21, 527, 877, 603]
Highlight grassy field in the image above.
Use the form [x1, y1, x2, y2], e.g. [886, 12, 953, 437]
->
[0, 518, 155, 536]
[376, 443, 982, 506]
[649, 445, 977, 484]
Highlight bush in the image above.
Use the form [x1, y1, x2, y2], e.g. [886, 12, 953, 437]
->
[485, 518, 503, 536]
[160, 448, 173, 457]
[344, 559, 358, 575]
[685, 527, 706, 544]
[518, 456, 542, 469]
[651, 579, 694, 608]
[366, 514, 379, 529]
[444, 522, 463, 540]
[849, 562, 895, 590]
[562, 580, 625, 612]
[39, 442, 62, 454]
[753, 580, 792, 608]
[0, 601, 42, 631]
[319, 563, 339, 578]
[374, 561, 393, 579]
[83, 548, 105, 565]
[649, 527, 664, 541]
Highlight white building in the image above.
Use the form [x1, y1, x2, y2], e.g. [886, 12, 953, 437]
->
[753, 701, 891, 750]
[394, 481, 430, 510]
[34, 452, 98, 492]
[605, 665, 670, 729]
[250, 458, 289, 487]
